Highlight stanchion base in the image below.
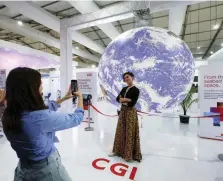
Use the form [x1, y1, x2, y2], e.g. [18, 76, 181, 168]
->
[85, 127, 94, 131]
[218, 154, 223, 161]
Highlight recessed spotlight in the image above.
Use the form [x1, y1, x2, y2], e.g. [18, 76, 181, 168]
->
[17, 20, 23, 26]
[76, 47, 79, 49]
[210, 51, 214, 54]
[213, 24, 219, 30]
[91, 65, 96, 68]
[197, 46, 200, 49]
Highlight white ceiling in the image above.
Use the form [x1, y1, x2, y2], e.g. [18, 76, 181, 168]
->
[0, 1, 222, 65]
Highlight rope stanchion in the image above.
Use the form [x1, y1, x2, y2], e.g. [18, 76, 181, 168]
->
[90, 104, 222, 119]
[90, 104, 119, 117]
[85, 95, 94, 131]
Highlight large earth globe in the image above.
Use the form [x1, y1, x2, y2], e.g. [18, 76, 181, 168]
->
[98, 27, 195, 112]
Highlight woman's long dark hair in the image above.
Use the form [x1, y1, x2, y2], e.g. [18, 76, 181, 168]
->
[2, 67, 47, 134]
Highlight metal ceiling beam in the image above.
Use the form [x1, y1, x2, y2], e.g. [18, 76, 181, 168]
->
[117, 21, 124, 33]
[76, 15, 168, 35]
[66, 1, 200, 30]
[3, 1, 105, 54]
[11, 1, 60, 19]
[77, 57, 86, 64]
[69, 1, 120, 39]
[182, 29, 223, 36]
[0, 11, 167, 40]
[181, 5, 190, 40]
[18, 39, 34, 49]
[82, 47, 94, 55]
[42, 42, 60, 56]
[78, 61, 94, 68]
[91, 27, 106, 47]
[54, 7, 74, 14]
[186, 17, 223, 26]
[169, 5, 187, 36]
[0, 14, 100, 62]
[202, 20, 223, 59]
[189, 3, 223, 13]
[3, 1, 59, 32]
[75, 29, 223, 44]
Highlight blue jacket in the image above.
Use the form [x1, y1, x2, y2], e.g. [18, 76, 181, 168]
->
[5, 101, 84, 161]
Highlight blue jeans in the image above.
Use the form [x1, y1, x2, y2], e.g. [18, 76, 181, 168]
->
[14, 150, 72, 181]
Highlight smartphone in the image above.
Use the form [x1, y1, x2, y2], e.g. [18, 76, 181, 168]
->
[71, 80, 78, 95]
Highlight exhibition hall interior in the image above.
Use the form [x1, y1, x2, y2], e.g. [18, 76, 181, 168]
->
[0, 0, 223, 181]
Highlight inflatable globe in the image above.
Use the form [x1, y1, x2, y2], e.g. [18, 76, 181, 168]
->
[98, 27, 195, 112]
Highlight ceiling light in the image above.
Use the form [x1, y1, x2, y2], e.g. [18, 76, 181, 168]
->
[197, 46, 200, 49]
[213, 24, 219, 30]
[76, 47, 79, 49]
[210, 51, 214, 54]
[221, 43, 223, 47]
[91, 65, 96, 68]
[17, 20, 23, 26]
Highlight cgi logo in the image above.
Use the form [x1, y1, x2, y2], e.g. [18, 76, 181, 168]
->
[87, 73, 92, 76]
[92, 158, 138, 180]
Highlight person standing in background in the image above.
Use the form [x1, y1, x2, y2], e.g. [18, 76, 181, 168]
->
[2, 67, 84, 181]
[109, 72, 142, 162]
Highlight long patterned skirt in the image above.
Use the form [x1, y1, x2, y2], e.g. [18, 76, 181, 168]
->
[112, 105, 142, 162]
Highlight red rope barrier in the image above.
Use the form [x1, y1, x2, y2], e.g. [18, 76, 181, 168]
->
[90, 104, 221, 119]
[90, 104, 118, 117]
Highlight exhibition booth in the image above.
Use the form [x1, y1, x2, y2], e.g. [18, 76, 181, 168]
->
[0, 35, 223, 142]
[0, 39, 61, 89]
[196, 49, 223, 141]
[0, 40, 101, 125]
[44, 68, 99, 122]
[1, 0, 223, 179]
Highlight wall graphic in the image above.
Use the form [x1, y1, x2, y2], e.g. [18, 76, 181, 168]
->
[0, 47, 59, 71]
[199, 65, 223, 140]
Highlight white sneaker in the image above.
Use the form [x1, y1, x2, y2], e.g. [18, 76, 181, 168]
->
[108, 153, 117, 157]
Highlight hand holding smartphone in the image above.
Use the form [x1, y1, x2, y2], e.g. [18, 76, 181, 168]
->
[71, 80, 78, 95]
[71, 80, 83, 109]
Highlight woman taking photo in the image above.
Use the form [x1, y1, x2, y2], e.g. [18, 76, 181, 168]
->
[2, 67, 84, 181]
[109, 72, 142, 162]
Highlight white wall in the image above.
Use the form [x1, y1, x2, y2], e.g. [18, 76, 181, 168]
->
[41, 76, 50, 97]
[195, 60, 208, 68]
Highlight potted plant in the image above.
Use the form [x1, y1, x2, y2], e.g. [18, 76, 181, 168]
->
[180, 86, 198, 124]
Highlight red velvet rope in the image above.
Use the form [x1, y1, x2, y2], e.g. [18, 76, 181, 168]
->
[90, 104, 221, 119]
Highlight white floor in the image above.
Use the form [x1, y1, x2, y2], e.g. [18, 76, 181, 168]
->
[0, 102, 223, 181]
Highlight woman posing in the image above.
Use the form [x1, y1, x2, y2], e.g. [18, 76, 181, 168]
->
[109, 72, 142, 162]
[2, 67, 84, 181]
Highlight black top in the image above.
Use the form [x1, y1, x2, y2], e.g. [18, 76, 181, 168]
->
[116, 86, 140, 107]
